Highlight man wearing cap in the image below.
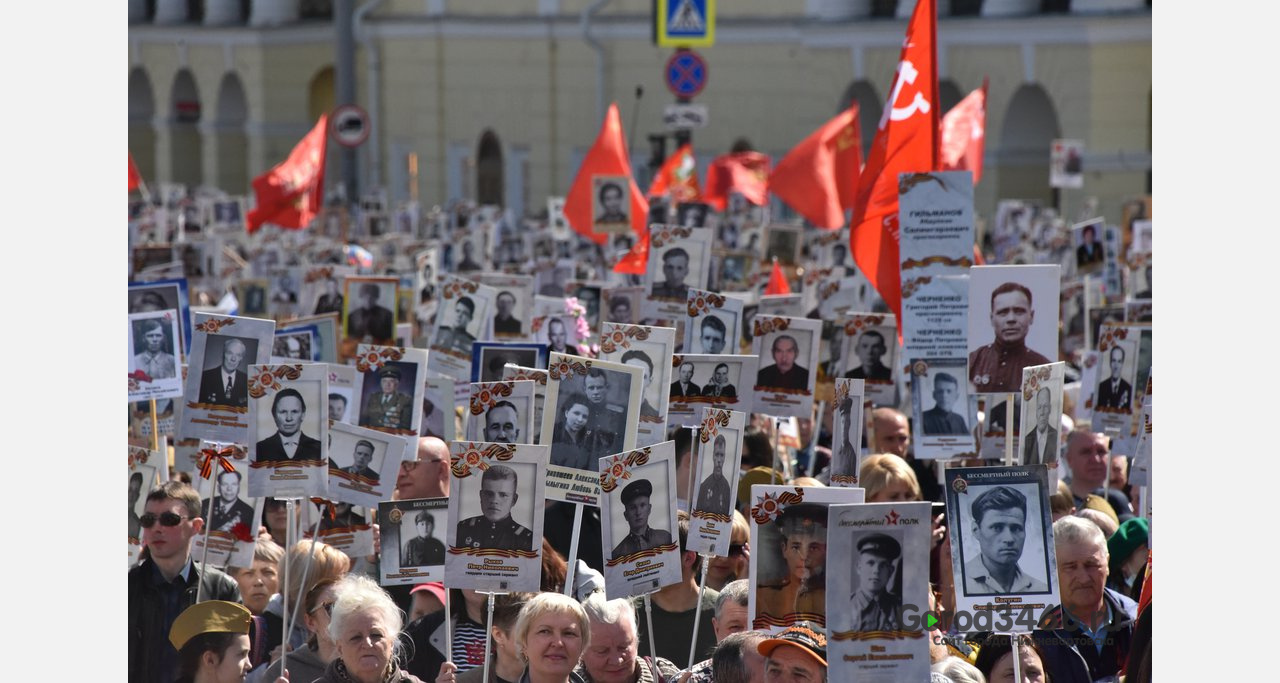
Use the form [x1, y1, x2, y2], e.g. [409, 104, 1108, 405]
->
[402, 510, 446, 567]
[255, 388, 323, 462]
[361, 366, 414, 430]
[964, 486, 1048, 595]
[850, 533, 902, 632]
[347, 281, 394, 341]
[343, 439, 381, 481]
[756, 505, 827, 622]
[409, 582, 448, 622]
[694, 435, 733, 517]
[758, 621, 828, 682]
[434, 296, 477, 356]
[129, 481, 241, 683]
[611, 478, 674, 560]
[456, 464, 534, 551]
[167, 601, 254, 683]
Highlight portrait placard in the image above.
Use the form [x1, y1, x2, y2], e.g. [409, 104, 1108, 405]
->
[836, 315, 898, 407]
[352, 345, 427, 446]
[299, 266, 355, 319]
[325, 363, 356, 426]
[750, 316, 821, 419]
[445, 442, 547, 592]
[539, 353, 645, 505]
[128, 446, 162, 565]
[1072, 218, 1106, 277]
[815, 273, 869, 322]
[756, 294, 802, 317]
[1093, 324, 1141, 436]
[466, 380, 536, 445]
[599, 442, 682, 598]
[327, 421, 408, 507]
[273, 325, 319, 363]
[1050, 138, 1085, 189]
[748, 484, 864, 634]
[421, 372, 456, 441]
[684, 289, 743, 356]
[501, 366, 549, 446]
[592, 175, 632, 235]
[909, 358, 977, 460]
[644, 226, 713, 320]
[302, 502, 374, 560]
[763, 225, 801, 266]
[945, 465, 1060, 624]
[180, 313, 275, 445]
[686, 408, 747, 554]
[193, 453, 261, 570]
[602, 286, 645, 325]
[897, 170, 976, 278]
[469, 273, 534, 341]
[429, 275, 498, 381]
[129, 278, 192, 355]
[1075, 350, 1100, 423]
[379, 498, 448, 585]
[967, 265, 1060, 394]
[666, 353, 758, 428]
[342, 276, 399, 349]
[829, 379, 866, 487]
[713, 250, 755, 292]
[413, 248, 441, 303]
[547, 196, 570, 240]
[288, 313, 340, 364]
[236, 278, 270, 317]
[598, 323, 676, 448]
[247, 363, 329, 498]
[826, 501, 932, 683]
[470, 342, 547, 383]
[129, 310, 185, 401]
[1018, 363, 1066, 473]
[533, 314, 584, 357]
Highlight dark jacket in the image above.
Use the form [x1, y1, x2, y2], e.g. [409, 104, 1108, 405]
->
[128, 558, 242, 683]
[1032, 588, 1137, 683]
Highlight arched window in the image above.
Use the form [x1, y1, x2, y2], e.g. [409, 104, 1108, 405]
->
[170, 69, 202, 187]
[837, 80, 883, 154]
[997, 84, 1061, 206]
[476, 130, 504, 207]
[129, 68, 156, 183]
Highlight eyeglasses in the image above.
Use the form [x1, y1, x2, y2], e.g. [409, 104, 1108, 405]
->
[139, 511, 189, 528]
[310, 602, 335, 616]
[401, 459, 448, 472]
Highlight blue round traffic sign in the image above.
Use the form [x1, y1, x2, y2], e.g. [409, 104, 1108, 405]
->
[665, 50, 708, 98]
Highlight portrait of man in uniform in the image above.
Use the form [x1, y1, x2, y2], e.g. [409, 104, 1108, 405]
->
[620, 350, 660, 418]
[455, 465, 533, 551]
[694, 435, 732, 517]
[969, 282, 1052, 393]
[255, 388, 323, 462]
[757, 505, 827, 621]
[963, 486, 1048, 595]
[402, 510, 446, 567]
[434, 296, 478, 356]
[849, 533, 901, 632]
[347, 282, 395, 342]
[651, 247, 692, 301]
[360, 366, 414, 431]
[921, 373, 969, 436]
[203, 470, 255, 533]
[610, 478, 673, 560]
[843, 331, 891, 382]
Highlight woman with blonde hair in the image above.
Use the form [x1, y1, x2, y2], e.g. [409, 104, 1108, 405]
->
[513, 592, 591, 683]
[859, 453, 922, 502]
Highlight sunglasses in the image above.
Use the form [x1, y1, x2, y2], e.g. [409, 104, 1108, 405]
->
[401, 459, 447, 472]
[310, 601, 335, 616]
[139, 511, 189, 528]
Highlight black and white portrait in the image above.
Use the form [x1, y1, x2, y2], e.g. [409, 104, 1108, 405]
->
[272, 331, 314, 361]
[196, 335, 259, 408]
[967, 266, 1060, 394]
[648, 237, 709, 303]
[344, 278, 398, 343]
[593, 176, 631, 232]
[603, 287, 644, 325]
[130, 313, 180, 382]
[951, 478, 1053, 598]
[753, 322, 818, 394]
[765, 226, 801, 265]
[357, 362, 419, 433]
[608, 473, 674, 561]
[452, 462, 536, 552]
[473, 343, 545, 383]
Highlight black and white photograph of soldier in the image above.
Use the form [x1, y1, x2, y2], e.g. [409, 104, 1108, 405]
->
[401, 509, 446, 567]
[694, 434, 734, 517]
[454, 464, 535, 552]
[694, 313, 733, 355]
[197, 336, 257, 408]
[968, 269, 1058, 394]
[848, 532, 902, 632]
[960, 485, 1050, 596]
[921, 372, 969, 436]
[609, 477, 673, 560]
[831, 389, 861, 484]
[841, 329, 893, 382]
[345, 280, 397, 342]
[480, 400, 525, 444]
[434, 295, 479, 356]
[1095, 342, 1136, 411]
[202, 469, 255, 533]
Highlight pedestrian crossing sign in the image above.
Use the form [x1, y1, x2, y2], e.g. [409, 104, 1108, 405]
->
[656, 0, 715, 47]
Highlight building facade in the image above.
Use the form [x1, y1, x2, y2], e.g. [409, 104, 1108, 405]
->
[128, 0, 1151, 224]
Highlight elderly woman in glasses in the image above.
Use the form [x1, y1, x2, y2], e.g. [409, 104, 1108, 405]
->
[314, 574, 427, 683]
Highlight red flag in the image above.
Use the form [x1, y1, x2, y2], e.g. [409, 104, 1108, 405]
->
[849, 0, 939, 328]
[647, 143, 701, 202]
[703, 151, 771, 211]
[246, 114, 329, 234]
[128, 153, 142, 192]
[940, 79, 988, 184]
[565, 103, 649, 248]
[767, 105, 863, 229]
[613, 233, 650, 275]
[764, 260, 791, 295]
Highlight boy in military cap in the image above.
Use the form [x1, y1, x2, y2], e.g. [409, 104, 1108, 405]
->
[610, 478, 673, 560]
[169, 600, 254, 683]
[361, 366, 414, 430]
[756, 504, 827, 623]
[850, 533, 902, 631]
[456, 464, 533, 551]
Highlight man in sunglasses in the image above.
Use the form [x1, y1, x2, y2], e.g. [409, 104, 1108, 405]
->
[128, 481, 241, 683]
